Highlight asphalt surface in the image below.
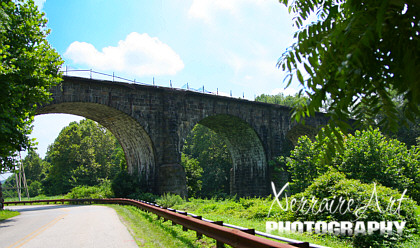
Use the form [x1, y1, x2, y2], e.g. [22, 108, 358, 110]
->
[1, 205, 138, 248]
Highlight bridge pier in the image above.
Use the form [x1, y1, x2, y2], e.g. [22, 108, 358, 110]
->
[157, 164, 187, 198]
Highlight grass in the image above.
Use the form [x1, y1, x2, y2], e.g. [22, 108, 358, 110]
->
[172, 197, 420, 248]
[401, 206, 420, 248]
[0, 209, 20, 221]
[109, 205, 224, 248]
[3, 194, 419, 247]
[401, 235, 420, 248]
[109, 201, 350, 248]
[174, 198, 352, 248]
[191, 213, 352, 248]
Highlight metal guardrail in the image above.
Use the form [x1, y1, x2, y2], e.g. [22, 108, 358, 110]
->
[3, 198, 323, 248]
[61, 69, 238, 98]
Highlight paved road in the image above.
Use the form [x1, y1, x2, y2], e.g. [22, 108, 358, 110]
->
[1, 205, 138, 248]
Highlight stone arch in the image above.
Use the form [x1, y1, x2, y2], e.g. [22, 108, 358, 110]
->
[186, 114, 268, 196]
[286, 124, 318, 146]
[36, 102, 156, 192]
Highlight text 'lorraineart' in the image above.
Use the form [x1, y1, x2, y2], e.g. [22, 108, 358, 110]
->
[266, 182, 408, 236]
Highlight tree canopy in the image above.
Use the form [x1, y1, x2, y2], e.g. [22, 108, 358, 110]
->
[0, 0, 63, 172]
[255, 93, 309, 108]
[2, 119, 126, 197]
[182, 124, 232, 198]
[278, 0, 420, 143]
[42, 119, 122, 195]
[283, 128, 420, 202]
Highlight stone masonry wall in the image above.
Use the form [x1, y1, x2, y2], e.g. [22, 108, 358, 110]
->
[38, 76, 329, 196]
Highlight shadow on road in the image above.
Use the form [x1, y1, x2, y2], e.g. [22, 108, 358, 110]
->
[0, 217, 17, 228]
[5, 204, 85, 213]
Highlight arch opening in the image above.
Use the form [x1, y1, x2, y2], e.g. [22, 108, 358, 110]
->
[182, 114, 268, 197]
[37, 102, 156, 192]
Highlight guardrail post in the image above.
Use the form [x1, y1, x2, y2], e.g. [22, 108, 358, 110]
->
[169, 209, 177, 226]
[193, 215, 203, 239]
[179, 212, 188, 231]
[288, 242, 309, 248]
[241, 229, 255, 235]
[212, 221, 224, 248]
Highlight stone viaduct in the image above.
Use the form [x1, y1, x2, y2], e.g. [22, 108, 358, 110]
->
[37, 76, 329, 197]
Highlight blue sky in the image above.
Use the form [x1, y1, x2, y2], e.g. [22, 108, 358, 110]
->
[25, 0, 302, 160]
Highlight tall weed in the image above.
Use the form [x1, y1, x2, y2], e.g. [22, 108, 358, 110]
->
[65, 180, 113, 199]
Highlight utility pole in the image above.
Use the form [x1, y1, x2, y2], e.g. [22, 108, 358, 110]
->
[15, 153, 29, 201]
[0, 181, 3, 210]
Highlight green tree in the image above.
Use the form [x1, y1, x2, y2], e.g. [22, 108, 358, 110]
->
[375, 92, 420, 147]
[22, 150, 46, 182]
[182, 124, 232, 197]
[27, 180, 41, 197]
[289, 172, 418, 248]
[111, 170, 140, 198]
[43, 119, 122, 195]
[255, 93, 308, 108]
[0, 0, 63, 171]
[21, 150, 47, 197]
[181, 153, 202, 198]
[285, 128, 420, 202]
[278, 0, 420, 151]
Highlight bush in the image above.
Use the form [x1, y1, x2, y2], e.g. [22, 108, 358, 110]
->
[111, 170, 141, 198]
[285, 135, 332, 193]
[28, 181, 42, 197]
[286, 172, 418, 248]
[66, 180, 113, 199]
[127, 192, 159, 203]
[181, 154, 203, 198]
[286, 128, 420, 202]
[156, 193, 184, 208]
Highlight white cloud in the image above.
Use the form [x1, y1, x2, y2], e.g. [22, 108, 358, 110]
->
[64, 32, 184, 77]
[34, 0, 46, 10]
[188, 0, 237, 23]
[188, 0, 267, 24]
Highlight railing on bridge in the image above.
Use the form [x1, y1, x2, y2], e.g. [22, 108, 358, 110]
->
[3, 198, 329, 248]
[60, 68, 243, 99]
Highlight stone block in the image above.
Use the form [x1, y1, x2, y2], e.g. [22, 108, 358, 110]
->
[158, 164, 187, 198]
